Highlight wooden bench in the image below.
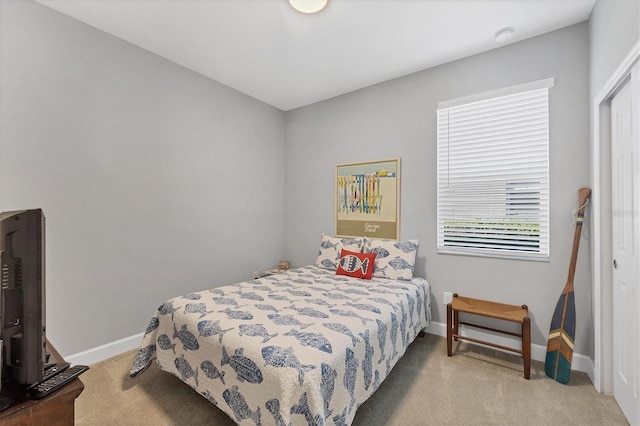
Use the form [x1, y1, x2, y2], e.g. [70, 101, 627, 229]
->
[446, 293, 531, 379]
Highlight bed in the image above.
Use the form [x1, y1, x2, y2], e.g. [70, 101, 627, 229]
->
[130, 237, 430, 426]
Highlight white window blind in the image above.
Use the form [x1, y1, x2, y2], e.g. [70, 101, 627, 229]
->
[437, 79, 553, 261]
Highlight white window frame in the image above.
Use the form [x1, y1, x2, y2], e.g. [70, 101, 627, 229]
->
[437, 78, 554, 261]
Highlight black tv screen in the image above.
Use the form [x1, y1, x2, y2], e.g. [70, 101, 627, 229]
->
[0, 209, 46, 392]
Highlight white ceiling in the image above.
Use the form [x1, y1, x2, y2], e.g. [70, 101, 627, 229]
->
[36, 0, 596, 111]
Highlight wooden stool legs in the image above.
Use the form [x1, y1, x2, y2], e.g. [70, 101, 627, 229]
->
[446, 303, 452, 356]
[447, 295, 531, 379]
[523, 316, 531, 379]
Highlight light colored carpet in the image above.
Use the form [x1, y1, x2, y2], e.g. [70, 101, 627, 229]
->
[75, 334, 628, 425]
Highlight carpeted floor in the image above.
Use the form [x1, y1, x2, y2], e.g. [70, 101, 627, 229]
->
[75, 334, 629, 425]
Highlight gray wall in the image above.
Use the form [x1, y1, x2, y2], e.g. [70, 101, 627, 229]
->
[590, 0, 640, 96]
[0, 0, 286, 356]
[284, 23, 591, 354]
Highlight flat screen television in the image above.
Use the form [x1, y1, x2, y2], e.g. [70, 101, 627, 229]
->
[0, 209, 46, 399]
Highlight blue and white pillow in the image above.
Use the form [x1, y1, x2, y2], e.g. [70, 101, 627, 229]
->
[316, 234, 364, 270]
[364, 237, 419, 281]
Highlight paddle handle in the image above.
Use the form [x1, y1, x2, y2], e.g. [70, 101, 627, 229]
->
[566, 188, 591, 289]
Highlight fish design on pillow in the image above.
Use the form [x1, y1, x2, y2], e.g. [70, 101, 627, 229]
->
[320, 239, 339, 250]
[223, 386, 261, 425]
[320, 259, 337, 269]
[340, 238, 361, 247]
[388, 257, 413, 271]
[370, 247, 390, 258]
[338, 254, 370, 275]
[393, 240, 418, 253]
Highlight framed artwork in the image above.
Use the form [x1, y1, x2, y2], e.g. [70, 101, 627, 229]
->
[335, 158, 400, 239]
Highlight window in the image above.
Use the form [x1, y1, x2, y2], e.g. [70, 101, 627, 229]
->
[437, 78, 553, 261]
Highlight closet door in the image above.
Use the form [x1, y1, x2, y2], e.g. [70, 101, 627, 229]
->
[611, 62, 640, 426]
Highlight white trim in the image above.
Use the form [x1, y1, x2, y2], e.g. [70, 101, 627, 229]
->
[64, 332, 144, 366]
[426, 321, 595, 378]
[60, 325, 598, 380]
[591, 39, 640, 394]
[437, 77, 555, 109]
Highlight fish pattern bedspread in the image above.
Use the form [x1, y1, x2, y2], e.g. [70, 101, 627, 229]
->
[130, 265, 431, 426]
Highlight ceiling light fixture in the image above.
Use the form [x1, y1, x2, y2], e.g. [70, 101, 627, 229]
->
[495, 27, 514, 43]
[289, 0, 328, 14]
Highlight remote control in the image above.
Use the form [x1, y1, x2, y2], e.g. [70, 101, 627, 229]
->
[43, 362, 70, 381]
[31, 365, 89, 399]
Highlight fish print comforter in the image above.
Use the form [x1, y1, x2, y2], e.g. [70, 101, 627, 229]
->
[130, 265, 431, 426]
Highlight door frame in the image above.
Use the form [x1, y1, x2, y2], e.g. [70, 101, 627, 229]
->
[592, 40, 640, 393]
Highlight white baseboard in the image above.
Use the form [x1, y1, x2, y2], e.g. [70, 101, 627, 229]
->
[64, 322, 597, 383]
[65, 333, 144, 366]
[426, 321, 595, 379]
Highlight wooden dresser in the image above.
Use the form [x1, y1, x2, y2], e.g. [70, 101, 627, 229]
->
[0, 342, 84, 426]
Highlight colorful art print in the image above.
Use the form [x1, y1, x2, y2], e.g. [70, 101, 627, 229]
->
[335, 158, 400, 239]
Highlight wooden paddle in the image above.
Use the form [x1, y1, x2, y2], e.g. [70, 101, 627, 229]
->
[545, 187, 591, 384]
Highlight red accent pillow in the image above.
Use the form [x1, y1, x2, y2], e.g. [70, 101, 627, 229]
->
[336, 249, 377, 280]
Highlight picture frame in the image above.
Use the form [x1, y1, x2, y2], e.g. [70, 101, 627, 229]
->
[335, 158, 400, 239]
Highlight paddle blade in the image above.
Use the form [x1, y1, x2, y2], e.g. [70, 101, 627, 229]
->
[545, 289, 576, 384]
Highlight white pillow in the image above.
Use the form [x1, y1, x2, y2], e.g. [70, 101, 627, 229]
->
[316, 234, 364, 270]
[364, 237, 419, 281]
